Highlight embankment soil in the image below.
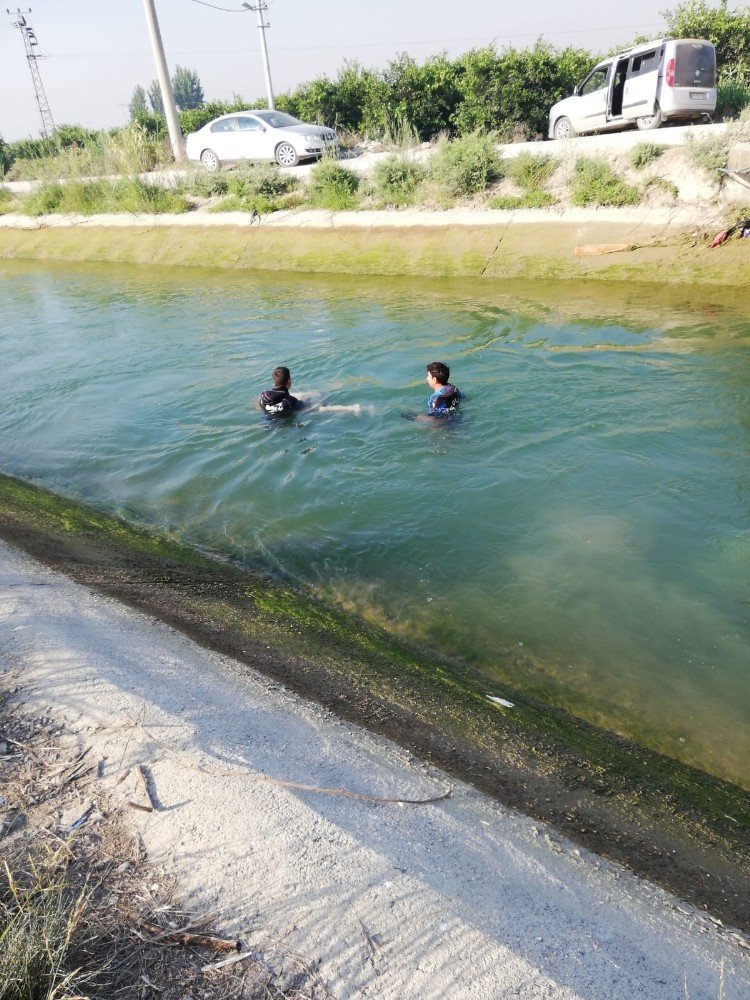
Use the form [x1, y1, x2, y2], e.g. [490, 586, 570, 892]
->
[0, 206, 748, 286]
[1, 473, 749, 933]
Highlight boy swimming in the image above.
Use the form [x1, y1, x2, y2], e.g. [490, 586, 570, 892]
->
[258, 366, 304, 416]
[425, 361, 461, 416]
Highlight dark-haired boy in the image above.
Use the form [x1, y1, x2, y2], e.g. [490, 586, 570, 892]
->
[258, 366, 304, 416]
[425, 361, 461, 416]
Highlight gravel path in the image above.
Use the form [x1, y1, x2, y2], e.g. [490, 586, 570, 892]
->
[1, 539, 748, 998]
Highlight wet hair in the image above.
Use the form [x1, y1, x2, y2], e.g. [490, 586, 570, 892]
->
[272, 366, 291, 389]
[426, 361, 450, 385]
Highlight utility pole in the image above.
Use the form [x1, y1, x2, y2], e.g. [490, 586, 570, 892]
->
[241, 1, 275, 109]
[141, 0, 185, 161]
[7, 8, 56, 138]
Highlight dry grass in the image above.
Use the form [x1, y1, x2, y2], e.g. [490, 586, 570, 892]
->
[0, 689, 322, 1000]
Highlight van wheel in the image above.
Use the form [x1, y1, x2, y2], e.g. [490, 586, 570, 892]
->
[636, 106, 663, 131]
[553, 117, 577, 140]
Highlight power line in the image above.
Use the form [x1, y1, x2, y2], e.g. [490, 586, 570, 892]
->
[48, 22, 665, 60]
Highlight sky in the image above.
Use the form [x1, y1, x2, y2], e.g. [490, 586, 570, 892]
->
[1, 0, 695, 141]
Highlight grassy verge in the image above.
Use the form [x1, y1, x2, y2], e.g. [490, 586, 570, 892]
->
[0, 472, 748, 931]
[20, 178, 191, 216]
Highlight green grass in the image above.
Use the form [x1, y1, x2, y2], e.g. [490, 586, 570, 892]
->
[629, 143, 664, 170]
[506, 152, 558, 189]
[0, 186, 16, 215]
[20, 178, 191, 216]
[370, 154, 427, 206]
[644, 176, 679, 200]
[306, 160, 361, 210]
[570, 157, 641, 207]
[488, 190, 556, 209]
[429, 132, 503, 199]
[5, 123, 167, 182]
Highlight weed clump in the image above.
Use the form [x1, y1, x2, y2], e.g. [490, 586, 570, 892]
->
[686, 117, 750, 173]
[629, 143, 664, 170]
[488, 190, 556, 209]
[204, 162, 301, 214]
[6, 123, 166, 182]
[429, 132, 503, 200]
[506, 152, 557, 190]
[370, 154, 427, 206]
[0, 186, 16, 214]
[21, 178, 191, 216]
[570, 158, 641, 207]
[307, 160, 361, 210]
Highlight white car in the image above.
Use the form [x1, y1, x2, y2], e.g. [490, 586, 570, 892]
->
[185, 109, 338, 170]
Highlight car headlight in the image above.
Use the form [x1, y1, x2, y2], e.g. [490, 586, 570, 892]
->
[303, 133, 321, 144]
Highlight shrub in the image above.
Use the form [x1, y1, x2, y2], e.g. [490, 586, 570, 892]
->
[629, 143, 664, 169]
[570, 158, 641, 207]
[506, 152, 557, 189]
[716, 78, 750, 120]
[644, 176, 679, 200]
[189, 171, 230, 197]
[487, 189, 556, 209]
[307, 160, 360, 210]
[226, 162, 298, 199]
[685, 118, 750, 173]
[370, 154, 427, 206]
[429, 132, 503, 198]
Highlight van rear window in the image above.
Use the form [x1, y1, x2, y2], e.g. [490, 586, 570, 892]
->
[674, 43, 716, 88]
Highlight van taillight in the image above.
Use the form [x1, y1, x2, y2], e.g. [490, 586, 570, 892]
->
[666, 57, 675, 87]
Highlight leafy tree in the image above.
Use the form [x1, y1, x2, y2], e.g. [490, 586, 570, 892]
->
[172, 65, 205, 111]
[55, 124, 97, 149]
[147, 80, 164, 116]
[129, 85, 148, 120]
[0, 136, 9, 176]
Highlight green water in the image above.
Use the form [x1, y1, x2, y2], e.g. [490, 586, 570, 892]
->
[1, 260, 749, 786]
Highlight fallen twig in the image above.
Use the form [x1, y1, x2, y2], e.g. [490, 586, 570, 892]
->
[139, 919, 239, 952]
[201, 949, 257, 973]
[137, 764, 157, 810]
[126, 800, 153, 814]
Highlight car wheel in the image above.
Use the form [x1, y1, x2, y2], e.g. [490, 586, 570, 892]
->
[553, 116, 577, 141]
[200, 148, 221, 171]
[636, 106, 663, 131]
[275, 142, 300, 167]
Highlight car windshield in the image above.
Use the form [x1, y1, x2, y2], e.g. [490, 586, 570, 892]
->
[253, 111, 302, 128]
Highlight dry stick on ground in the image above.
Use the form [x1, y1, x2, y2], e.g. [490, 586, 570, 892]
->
[138, 920, 239, 952]
[121, 713, 451, 806]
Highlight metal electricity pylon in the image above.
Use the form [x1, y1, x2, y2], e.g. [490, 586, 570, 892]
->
[7, 8, 56, 138]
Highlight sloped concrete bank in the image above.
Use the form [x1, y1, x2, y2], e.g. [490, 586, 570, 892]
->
[0, 206, 747, 285]
[1, 473, 748, 934]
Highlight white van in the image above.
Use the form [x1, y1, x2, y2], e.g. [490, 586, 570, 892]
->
[548, 38, 717, 140]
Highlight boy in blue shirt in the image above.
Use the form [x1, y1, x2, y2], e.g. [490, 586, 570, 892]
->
[426, 361, 461, 416]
